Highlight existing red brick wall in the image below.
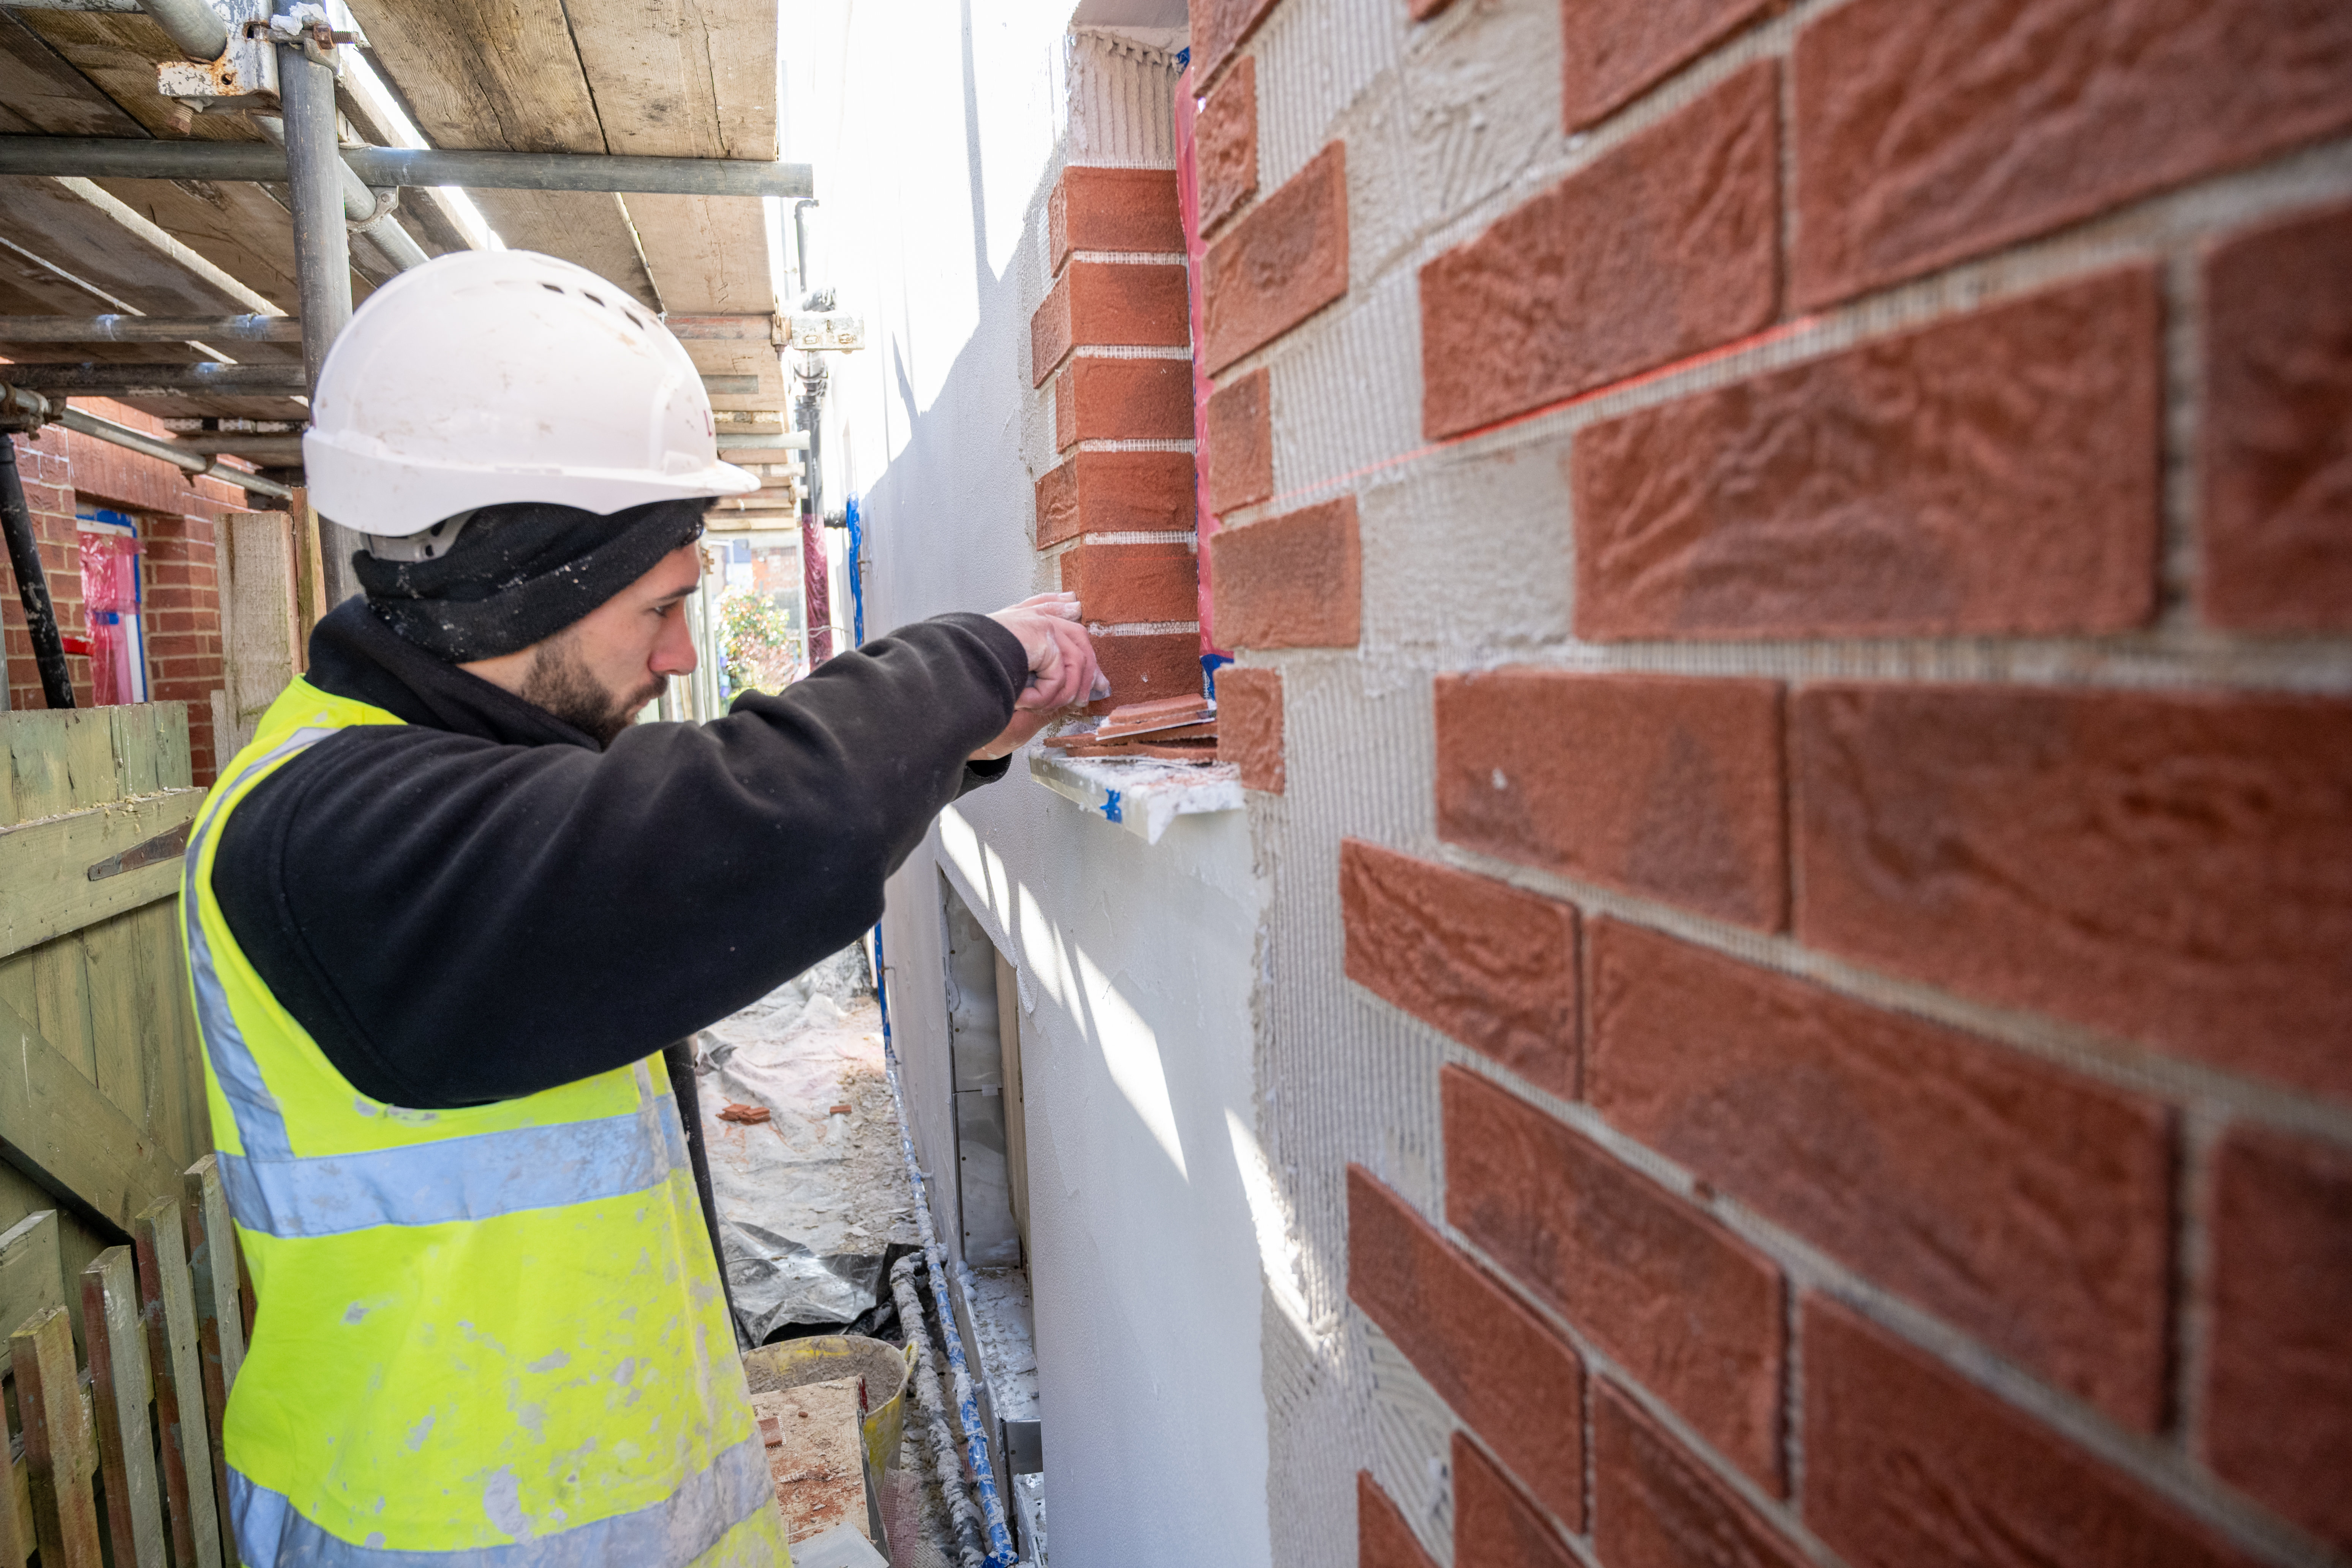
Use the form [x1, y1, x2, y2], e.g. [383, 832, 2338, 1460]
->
[5, 401, 250, 782]
[1201, 0, 2352, 1564]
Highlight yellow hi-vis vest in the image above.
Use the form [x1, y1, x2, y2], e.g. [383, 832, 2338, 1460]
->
[184, 678, 790, 1566]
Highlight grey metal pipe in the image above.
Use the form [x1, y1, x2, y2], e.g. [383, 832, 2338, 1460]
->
[0, 137, 815, 197]
[0, 363, 307, 395]
[133, 0, 225, 60]
[0, 315, 301, 343]
[57, 407, 294, 498]
[278, 42, 349, 395]
[253, 117, 431, 272]
[168, 433, 303, 463]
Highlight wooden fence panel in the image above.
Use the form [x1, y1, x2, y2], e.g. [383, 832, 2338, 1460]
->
[135, 1196, 226, 1568]
[84, 1246, 169, 1568]
[185, 1157, 243, 1555]
[11, 1306, 103, 1567]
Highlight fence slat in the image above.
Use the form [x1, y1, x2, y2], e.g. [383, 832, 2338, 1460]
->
[135, 1198, 224, 1568]
[184, 1157, 243, 1556]
[10, 1306, 103, 1568]
[0, 1212, 64, 1341]
[83, 1246, 169, 1568]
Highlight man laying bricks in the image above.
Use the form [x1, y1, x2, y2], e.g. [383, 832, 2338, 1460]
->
[181, 251, 1101, 1565]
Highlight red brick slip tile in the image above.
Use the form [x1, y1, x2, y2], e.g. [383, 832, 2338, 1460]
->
[1357, 1472, 1438, 1568]
[1090, 631, 1200, 714]
[1434, 669, 1786, 931]
[1197, 56, 1259, 236]
[2200, 201, 2352, 631]
[1059, 541, 1198, 625]
[1054, 357, 1195, 451]
[1193, 0, 1280, 87]
[1804, 1297, 2261, 1568]
[1593, 1380, 1810, 1568]
[1348, 1166, 1587, 1530]
[1562, 0, 1778, 130]
[1573, 269, 2162, 641]
[1203, 143, 1348, 375]
[1421, 62, 1778, 440]
[1588, 918, 2174, 1430]
[1792, 683, 2352, 1102]
[1791, 0, 2352, 308]
[1206, 495, 1359, 648]
[1446, 1066, 1786, 1489]
[1215, 666, 1283, 793]
[2202, 1128, 2352, 1550]
[1452, 1432, 1579, 1568]
[1339, 842, 1579, 1097]
[1031, 261, 1191, 385]
[1048, 166, 1183, 273]
[1205, 368, 1273, 514]
[1033, 452, 1199, 547]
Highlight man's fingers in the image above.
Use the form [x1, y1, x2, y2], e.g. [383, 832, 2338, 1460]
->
[1013, 618, 1065, 709]
[1047, 618, 1101, 710]
[1011, 591, 1083, 621]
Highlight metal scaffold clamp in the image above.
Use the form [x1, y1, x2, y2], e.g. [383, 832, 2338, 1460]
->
[152, 0, 281, 110]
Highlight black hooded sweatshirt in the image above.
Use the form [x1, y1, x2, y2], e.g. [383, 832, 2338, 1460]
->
[210, 597, 1026, 1108]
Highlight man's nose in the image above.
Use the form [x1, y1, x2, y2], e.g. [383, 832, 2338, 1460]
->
[651, 607, 698, 677]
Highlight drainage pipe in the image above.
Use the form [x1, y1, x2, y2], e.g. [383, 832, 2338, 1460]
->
[0, 137, 816, 197]
[133, 0, 224, 60]
[0, 424, 75, 709]
[889, 1255, 989, 1568]
[875, 983, 1023, 1566]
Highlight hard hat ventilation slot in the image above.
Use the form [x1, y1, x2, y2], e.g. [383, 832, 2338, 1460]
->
[541, 283, 565, 295]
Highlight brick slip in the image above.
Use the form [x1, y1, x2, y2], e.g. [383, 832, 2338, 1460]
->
[1792, 0, 2352, 309]
[1049, 167, 1183, 274]
[1033, 451, 1198, 547]
[1216, 665, 1283, 793]
[1207, 496, 1359, 649]
[2202, 1128, 2352, 1549]
[1562, 0, 1777, 130]
[1446, 1066, 1786, 1489]
[1793, 683, 2352, 1102]
[1588, 919, 2174, 1430]
[1193, 0, 1279, 86]
[1053, 356, 1194, 450]
[1197, 57, 1259, 236]
[2201, 201, 2352, 631]
[1593, 1380, 1809, 1568]
[1059, 541, 1198, 624]
[1091, 631, 1200, 713]
[1202, 143, 1348, 375]
[1434, 669, 1786, 930]
[1339, 842, 1579, 1097]
[1031, 261, 1191, 385]
[1573, 269, 2162, 641]
[1804, 1298, 2258, 1568]
[1348, 1166, 1587, 1529]
[1206, 368, 1273, 514]
[1421, 63, 1778, 441]
[1453, 1433, 1578, 1568]
[1358, 1472, 1438, 1568]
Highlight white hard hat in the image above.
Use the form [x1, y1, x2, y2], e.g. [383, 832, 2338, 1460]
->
[303, 250, 760, 537]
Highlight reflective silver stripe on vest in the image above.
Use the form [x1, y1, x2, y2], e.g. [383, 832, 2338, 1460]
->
[220, 1106, 689, 1239]
[227, 1430, 771, 1565]
[183, 726, 342, 1162]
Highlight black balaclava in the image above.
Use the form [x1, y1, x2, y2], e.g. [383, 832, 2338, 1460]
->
[353, 497, 707, 662]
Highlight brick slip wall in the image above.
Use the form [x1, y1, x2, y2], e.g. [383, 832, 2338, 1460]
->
[1029, 161, 1205, 712]
[1203, 0, 2352, 1565]
[4, 401, 250, 782]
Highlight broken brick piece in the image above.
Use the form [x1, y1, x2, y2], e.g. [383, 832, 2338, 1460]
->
[718, 1103, 772, 1124]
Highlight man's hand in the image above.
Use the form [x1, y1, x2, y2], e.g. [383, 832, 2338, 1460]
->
[974, 593, 1106, 760]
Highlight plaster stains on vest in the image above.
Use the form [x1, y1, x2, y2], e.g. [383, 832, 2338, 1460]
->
[185, 679, 790, 1567]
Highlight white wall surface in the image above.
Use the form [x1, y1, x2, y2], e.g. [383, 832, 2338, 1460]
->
[785, 7, 1274, 1563]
